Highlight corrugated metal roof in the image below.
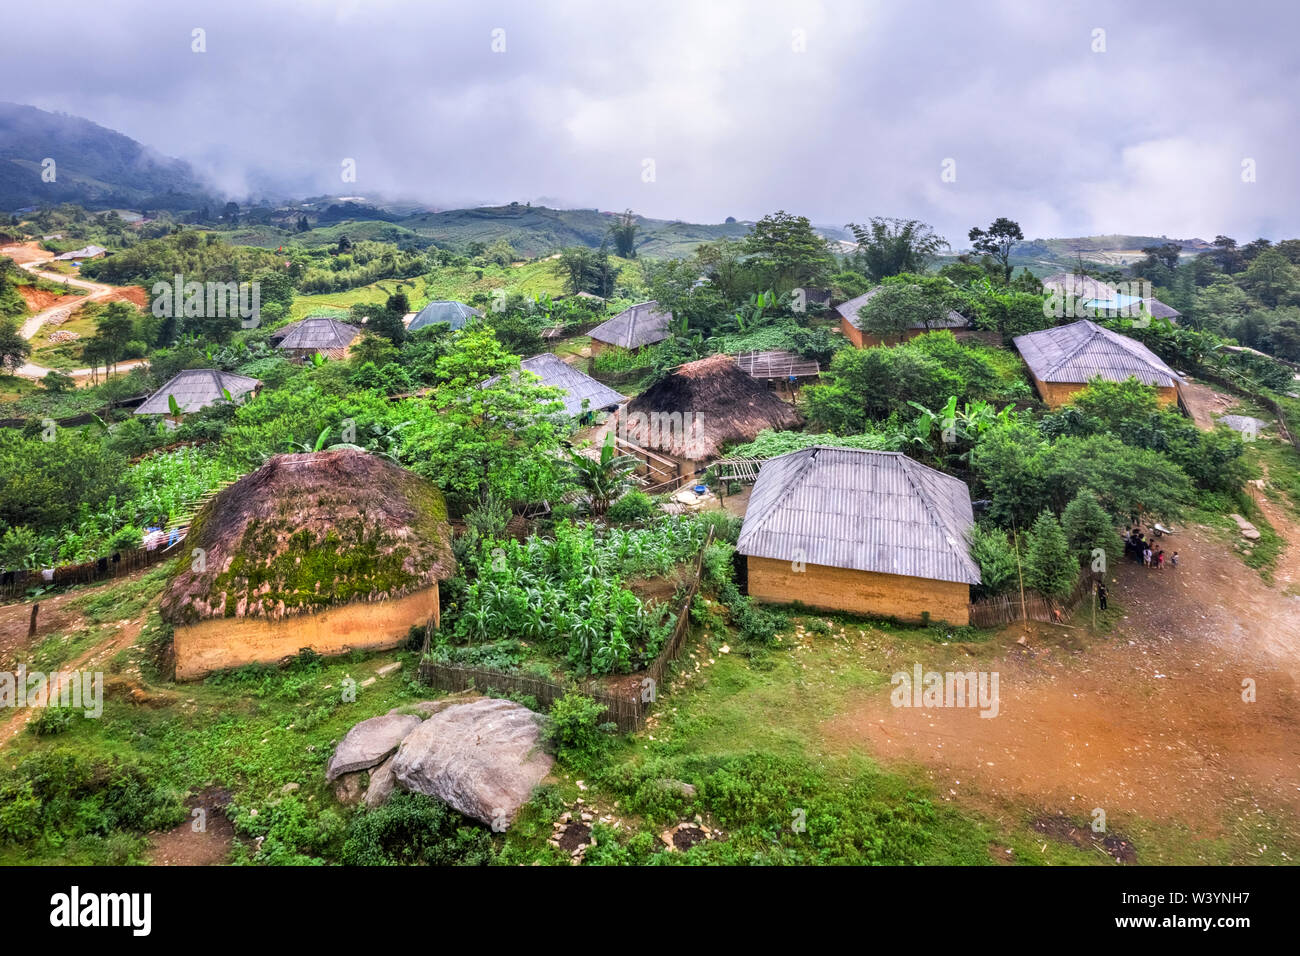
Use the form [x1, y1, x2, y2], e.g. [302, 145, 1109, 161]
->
[1013, 319, 1183, 387]
[737, 446, 981, 585]
[1041, 273, 1119, 300]
[588, 301, 672, 349]
[408, 300, 482, 332]
[517, 353, 625, 417]
[275, 317, 360, 350]
[135, 369, 260, 415]
[835, 285, 967, 330]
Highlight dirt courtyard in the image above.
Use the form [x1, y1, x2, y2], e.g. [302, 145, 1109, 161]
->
[822, 519, 1300, 836]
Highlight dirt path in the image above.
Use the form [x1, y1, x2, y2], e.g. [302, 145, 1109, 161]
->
[1179, 379, 1235, 430]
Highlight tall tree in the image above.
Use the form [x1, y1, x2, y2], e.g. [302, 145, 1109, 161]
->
[967, 217, 1024, 284]
[608, 209, 639, 258]
[743, 211, 834, 290]
[846, 217, 948, 281]
[1022, 510, 1077, 598]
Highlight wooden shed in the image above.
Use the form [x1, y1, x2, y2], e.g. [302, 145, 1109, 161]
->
[1012, 319, 1184, 409]
[161, 450, 454, 679]
[737, 446, 981, 624]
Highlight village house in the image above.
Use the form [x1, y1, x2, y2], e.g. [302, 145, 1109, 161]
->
[836, 285, 970, 347]
[161, 449, 454, 680]
[1013, 318, 1184, 408]
[616, 353, 801, 483]
[486, 351, 625, 423]
[737, 446, 982, 624]
[134, 369, 261, 423]
[270, 316, 361, 361]
[587, 300, 672, 355]
[406, 299, 482, 332]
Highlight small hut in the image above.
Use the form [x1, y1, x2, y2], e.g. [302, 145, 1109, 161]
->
[162, 449, 454, 679]
[407, 300, 482, 333]
[1013, 319, 1184, 408]
[271, 316, 361, 361]
[134, 369, 261, 423]
[504, 352, 625, 421]
[587, 300, 672, 355]
[836, 285, 969, 347]
[617, 354, 802, 479]
[737, 446, 981, 624]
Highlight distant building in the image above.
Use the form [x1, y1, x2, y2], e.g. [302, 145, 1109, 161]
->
[1040, 273, 1120, 301]
[1013, 319, 1183, 408]
[52, 245, 106, 262]
[737, 446, 981, 624]
[587, 300, 672, 355]
[270, 316, 361, 361]
[135, 369, 261, 422]
[836, 285, 969, 347]
[486, 352, 625, 421]
[407, 300, 482, 332]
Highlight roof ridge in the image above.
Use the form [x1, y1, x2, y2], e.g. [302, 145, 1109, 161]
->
[1040, 320, 1104, 378]
[895, 457, 974, 576]
[741, 446, 824, 543]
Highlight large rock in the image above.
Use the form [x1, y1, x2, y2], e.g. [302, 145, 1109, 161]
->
[364, 755, 398, 809]
[325, 713, 421, 781]
[391, 698, 552, 828]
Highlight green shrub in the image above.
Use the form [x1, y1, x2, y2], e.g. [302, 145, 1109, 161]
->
[606, 489, 657, 523]
[544, 692, 613, 765]
[340, 791, 494, 866]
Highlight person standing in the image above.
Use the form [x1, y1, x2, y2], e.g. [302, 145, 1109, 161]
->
[1156, 549, 1165, 570]
[1171, 551, 1179, 568]
[1143, 546, 1152, 568]
[1097, 583, 1108, 610]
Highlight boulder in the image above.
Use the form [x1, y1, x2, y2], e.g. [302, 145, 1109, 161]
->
[391, 697, 552, 828]
[387, 693, 483, 719]
[325, 713, 421, 781]
[333, 771, 366, 806]
[1229, 514, 1261, 540]
[364, 755, 398, 809]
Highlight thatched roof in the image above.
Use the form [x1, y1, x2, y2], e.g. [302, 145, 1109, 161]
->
[408, 300, 482, 332]
[738, 446, 981, 585]
[622, 354, 802, 460]
[135, 369, 260, 416]
[589, 300, 672, 349]
[161, 450, 454, 626]
[1014, 319, 1183, 388]
[271, 317, 360, 350]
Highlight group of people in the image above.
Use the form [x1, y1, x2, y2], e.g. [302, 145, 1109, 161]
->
[1124, 527, 1178, 570]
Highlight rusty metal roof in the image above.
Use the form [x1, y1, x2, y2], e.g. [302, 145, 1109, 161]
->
[737, 446, 981, 585]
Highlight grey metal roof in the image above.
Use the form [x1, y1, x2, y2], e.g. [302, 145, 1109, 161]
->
[275, 317, 360, 350]
[135, 369, 261, 415]
[518, 352, 626, 417]
[408, 300, 483, 332]
[588, 300, 672, 349]
[835, 285, 967, 330]
[1013, 319, 1183, 387]
[1140, 297, 1181, 320]
[737, 446, 981, 585]
[1040, 273, 1120, 300]
[52, 245, 106, 261]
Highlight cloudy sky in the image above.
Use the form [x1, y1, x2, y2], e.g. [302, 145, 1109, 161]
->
[3, 0, 1296, 241]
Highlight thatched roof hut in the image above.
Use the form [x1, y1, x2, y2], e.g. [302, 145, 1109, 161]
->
[621, 354, 802, 462]
[162, 449, 453, 628]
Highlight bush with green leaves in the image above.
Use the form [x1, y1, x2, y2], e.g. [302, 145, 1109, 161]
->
[1022, 510, 1078, 599]
[606, 489, 658, 524]
[339, 791, 494, 866]
[544, 692, 613, 765]
[967, 523, 1019, 598]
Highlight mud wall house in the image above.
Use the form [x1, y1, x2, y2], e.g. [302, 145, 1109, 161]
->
[134, 369, 261, 424]
[270, 316, 361, 362]
[836, 285, 970, 348]
[1012, 319, 1184, 409]
[737, 446, 981, 624]
[406, 300, 482, 333]
[616, 354, 802, 480]
[161, 449, 454, 680]
[587, 300, 673, 356]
